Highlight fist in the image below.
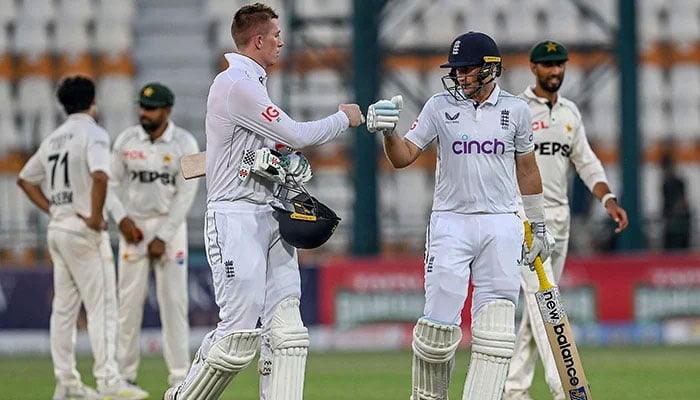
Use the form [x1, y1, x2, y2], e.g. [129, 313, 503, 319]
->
[339, 103, 364, 128]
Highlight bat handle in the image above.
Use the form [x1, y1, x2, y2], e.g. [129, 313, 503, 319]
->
[523, 221, 554, 291]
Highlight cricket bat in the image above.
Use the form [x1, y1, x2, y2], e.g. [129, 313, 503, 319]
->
[181, 151, 206, 179]
[523, 221, 592, 400]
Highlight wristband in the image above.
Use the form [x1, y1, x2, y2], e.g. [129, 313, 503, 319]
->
[522, 193, 545, 224]
[601, 193, 617, 206]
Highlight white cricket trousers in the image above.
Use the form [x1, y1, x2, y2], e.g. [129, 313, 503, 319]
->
[423, 212, 524, 325]
[47, 223, 121, 389]
[116, 218, 189, 386]
[505, 204, 570, 400]
[181, 201, 301, 389]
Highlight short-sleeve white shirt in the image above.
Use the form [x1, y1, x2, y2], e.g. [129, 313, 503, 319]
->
[18, 113, 111, 229]
[405, 85, 534, 214]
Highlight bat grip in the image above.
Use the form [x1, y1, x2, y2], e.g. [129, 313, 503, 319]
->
[523, 221, 554, 291]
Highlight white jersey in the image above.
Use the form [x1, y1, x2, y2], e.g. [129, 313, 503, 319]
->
[520, 86, 608, 208]
[18, 113, 111, 230]
[406, 85, 534, 214]
[205, 52, 350, 204]
[107, 121, 200, 241]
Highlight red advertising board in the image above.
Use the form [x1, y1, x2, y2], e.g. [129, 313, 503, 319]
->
[319, 253, 700, 329]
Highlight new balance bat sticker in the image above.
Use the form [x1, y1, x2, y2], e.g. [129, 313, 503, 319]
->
[181, 151, 206, 179]
[523, 221, 592, 400]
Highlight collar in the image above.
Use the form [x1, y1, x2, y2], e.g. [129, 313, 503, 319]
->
[523, 86, 555, 105]
[67, 113, 96, 123]
[138, 120, 174, 143]
[472, 83, 501, 107]
[225, 52, 267, 80]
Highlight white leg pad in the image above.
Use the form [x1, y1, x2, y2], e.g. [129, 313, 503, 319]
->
[259, 297, 309, 400]
[462, 299, 516, 400]
[177, 329, 261, 400]
[411, 317, 462, 400]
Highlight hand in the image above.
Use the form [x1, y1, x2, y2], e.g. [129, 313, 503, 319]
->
[119, 217, 144, 244]
[249, 148, 287, 184]
[285, 151, 313, 183]
[605, 200, 629, 234]
[367, 95, 403, 134]
[339, 104, 364, 128]
[525, 222, 554, 265]
[78, 213, 106, 231]
[148, 237, 166, 259]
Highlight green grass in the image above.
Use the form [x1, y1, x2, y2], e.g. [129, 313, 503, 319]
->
[2, 346, 700, 399]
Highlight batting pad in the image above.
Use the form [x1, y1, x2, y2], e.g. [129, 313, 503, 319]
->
[177, 329, 261, 400]
[259, 297, 310, 400]
[462, 299, 516, 400]
[411, 317, 462, 400]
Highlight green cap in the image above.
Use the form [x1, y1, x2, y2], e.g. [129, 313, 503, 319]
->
[529, 40, 569, 63]
[138, 82, 174, 108]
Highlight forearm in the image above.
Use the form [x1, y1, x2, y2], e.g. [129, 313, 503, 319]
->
[591, 182, 614, 204]
[17, 179, 50, 214]
[516, 153, 543, 196]
[383, 134, 420, 169]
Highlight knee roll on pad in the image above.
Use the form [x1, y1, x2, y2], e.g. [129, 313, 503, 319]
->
[259, 297, 309, 400]
[177, 329, 261, 400]
[462, 299, 516, 400]
[411, 317, 462, 400]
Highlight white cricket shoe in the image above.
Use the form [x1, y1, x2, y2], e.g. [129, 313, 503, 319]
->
[99, 380, 149, 400]
[53, 383, 101, 400]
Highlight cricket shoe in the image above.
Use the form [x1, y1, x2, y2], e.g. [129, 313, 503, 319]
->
[99, 380, 149, 400]
[53, 383, 101, 400]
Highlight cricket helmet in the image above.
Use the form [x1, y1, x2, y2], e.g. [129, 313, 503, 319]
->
[440, 31, 502, 101]
[271, 181, 340, 249]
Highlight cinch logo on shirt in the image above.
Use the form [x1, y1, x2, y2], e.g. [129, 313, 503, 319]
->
[130, 170, 177, 185]
[452, 135, 506, 155]
[535, 142, 571, 157]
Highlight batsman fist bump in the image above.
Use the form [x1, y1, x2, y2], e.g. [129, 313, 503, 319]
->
[367, 95, 403, 135]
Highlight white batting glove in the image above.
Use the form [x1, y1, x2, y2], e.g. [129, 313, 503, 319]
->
[367, 95, 403, 135]
[250, 148, 287, 184]
[525, 222, 555, 265]
[285, 151, 313, 184]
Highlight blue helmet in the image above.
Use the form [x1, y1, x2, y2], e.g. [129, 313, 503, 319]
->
[440, 32, 502, 101]
[440, 31, 502, 70]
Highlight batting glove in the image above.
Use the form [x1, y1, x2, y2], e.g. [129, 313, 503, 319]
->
[367, 95, 403, 135]
[249, 148, 287, 184]
[525, 222, 555, 265]
[285, 151, 313, 184]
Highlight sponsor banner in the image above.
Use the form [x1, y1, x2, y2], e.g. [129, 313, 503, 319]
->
[0, 265, 319, 329]
[319, 253, 700, 329]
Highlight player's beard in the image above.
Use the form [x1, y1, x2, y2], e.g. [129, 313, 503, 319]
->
[539, 74, 564, 93]
[140, 116, 163, 133]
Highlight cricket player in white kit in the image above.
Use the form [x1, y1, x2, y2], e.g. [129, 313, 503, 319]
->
[107, 82, 199, 393]
[504, 40, 628, 400]
[367, 31, 552, 400]
[164, 4, 364, 400]
[17, 75, 148, 400]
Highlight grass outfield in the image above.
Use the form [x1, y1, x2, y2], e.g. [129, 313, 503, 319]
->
[2, 346, 699, 399]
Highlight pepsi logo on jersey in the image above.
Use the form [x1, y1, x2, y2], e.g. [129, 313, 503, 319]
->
[129, 170, 178, 185]
[534, 142, 571, 157]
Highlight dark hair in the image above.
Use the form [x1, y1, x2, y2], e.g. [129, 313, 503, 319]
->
[231, 2, 278, 48]
[56, 75, 95, 115]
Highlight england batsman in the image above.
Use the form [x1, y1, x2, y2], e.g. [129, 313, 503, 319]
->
[106, 82, 200, 392]
[504, 40, 628, 400]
